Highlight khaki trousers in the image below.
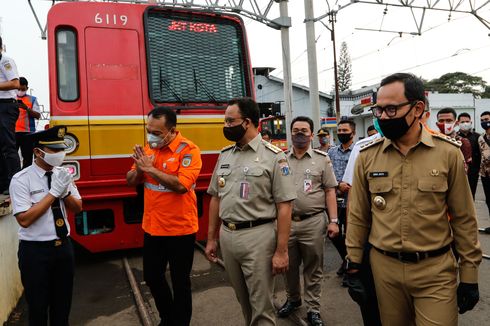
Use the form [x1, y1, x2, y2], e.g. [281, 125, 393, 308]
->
[283, 214, 325, 312]
[370, 248, 458, 326]
[220, 222, 277, 326]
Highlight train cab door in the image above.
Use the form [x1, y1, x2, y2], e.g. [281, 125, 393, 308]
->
[84, 28, 145, 177]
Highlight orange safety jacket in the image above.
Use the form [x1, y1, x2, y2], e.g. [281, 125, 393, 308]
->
[131, 132, 203, 236]
[15, 95, 37, 132]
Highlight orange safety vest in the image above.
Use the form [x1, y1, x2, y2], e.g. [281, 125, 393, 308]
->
[15, 95, 37, 132]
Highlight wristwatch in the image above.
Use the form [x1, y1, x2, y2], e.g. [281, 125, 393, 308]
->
[345, 258, 362, 272]
[329, 218, 339, 224]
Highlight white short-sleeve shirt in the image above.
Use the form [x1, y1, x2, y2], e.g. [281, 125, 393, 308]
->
[9, 163, 82, 241]
[342, 133, 382, 186]
[0, 54, 19, 99]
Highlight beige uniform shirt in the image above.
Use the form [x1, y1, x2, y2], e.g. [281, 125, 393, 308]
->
[287, 148, 337, 216]
[208, 134, 296, 222]
[347, 126, 482, 283]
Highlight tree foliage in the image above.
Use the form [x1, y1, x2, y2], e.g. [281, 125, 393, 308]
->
[424, 72, 487, 98]
[337, 41, 352, 92]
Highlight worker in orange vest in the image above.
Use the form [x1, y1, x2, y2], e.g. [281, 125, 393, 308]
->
[16, 77, 41, 168]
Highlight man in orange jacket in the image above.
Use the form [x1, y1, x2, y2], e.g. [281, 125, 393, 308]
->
[16, 77, 41, 168]
[126, 107, 202, 326]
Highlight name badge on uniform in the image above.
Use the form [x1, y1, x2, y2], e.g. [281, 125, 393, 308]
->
[304, 179, 312, 192]
[240, 181, 249, 199]
[369, 172, 388, 178]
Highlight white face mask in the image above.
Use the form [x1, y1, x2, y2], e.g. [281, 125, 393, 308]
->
[39, 149, 66, 167]
[459, 122, 472, 131]
[147, 130, 172, 149]
[17, 90, 26, 97]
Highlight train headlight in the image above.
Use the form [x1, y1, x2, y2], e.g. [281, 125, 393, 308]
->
[64, 134, 79, 155]
[61, 161, 80, 181]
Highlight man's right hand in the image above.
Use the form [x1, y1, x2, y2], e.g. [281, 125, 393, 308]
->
[49, 169, 72, 198]
[343, 272, 368, 305]
[338, 182, 351, 193]
[205, 239, 218, 263]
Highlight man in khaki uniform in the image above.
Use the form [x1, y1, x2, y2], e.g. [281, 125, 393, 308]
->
[205, 97, 296, 326]
[277, 116, 338, 326]
[345, 73, 482, 326]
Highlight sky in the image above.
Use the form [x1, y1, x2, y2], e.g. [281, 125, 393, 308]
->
[1, 0, 490, 118]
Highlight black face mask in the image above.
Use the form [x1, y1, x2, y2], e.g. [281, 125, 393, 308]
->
[377, 105, 418, 140]
[481, 121, 490, 130]
[292, 133, 311, 149]
[223, 122, 246, 142]
[337, 133, 352, 144]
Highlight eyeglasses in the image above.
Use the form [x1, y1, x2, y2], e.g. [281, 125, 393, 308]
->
[370, 101, 415, 118]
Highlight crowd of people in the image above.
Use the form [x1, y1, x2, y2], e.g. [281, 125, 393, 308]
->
[2, 36, 486, 326]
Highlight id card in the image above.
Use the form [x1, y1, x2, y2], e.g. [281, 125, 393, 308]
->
[304, 179, 312, 192]
[240, 181, 250, 199]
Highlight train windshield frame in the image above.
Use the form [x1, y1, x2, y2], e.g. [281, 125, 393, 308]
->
[145, 8, 247, 104]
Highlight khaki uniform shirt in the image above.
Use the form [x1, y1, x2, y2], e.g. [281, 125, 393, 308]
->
[347, 126, 482, 283]
[287, 148, 337, 217]
[208, 134, 296, 222]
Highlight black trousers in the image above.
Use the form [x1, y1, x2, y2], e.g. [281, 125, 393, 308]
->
[16, 132, 34, 169]
[18, 239, 75, 326]
[467, 169, 479, 200]
[143, 232, 196, 326]
[0, 101, 20, 191]
[330, 204, 347, 262]
[481, 176, 490, 216]
[358, 244, 382, 326]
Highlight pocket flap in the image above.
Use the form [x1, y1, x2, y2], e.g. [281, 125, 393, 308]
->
[217, 168, 232, 176]
[418, 177, 448, 192]
[245, 167, 264, 177]
[368, 179, 393, 193]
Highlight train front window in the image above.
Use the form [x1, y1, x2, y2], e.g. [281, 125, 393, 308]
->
[56, 29, 79, 101]
[145, 9, 247, 104]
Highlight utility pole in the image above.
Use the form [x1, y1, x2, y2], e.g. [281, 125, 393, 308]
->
[278, 0, 293, 146]
[304, 0, 320, 129]
[330, 12, 341, 122]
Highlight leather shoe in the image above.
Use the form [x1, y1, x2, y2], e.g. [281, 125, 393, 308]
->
[277, 299, 301, 318]
[307, 311, 324, 326]
[336, 262, 346, 276]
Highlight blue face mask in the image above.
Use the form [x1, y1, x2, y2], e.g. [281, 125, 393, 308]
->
[373, 118, 384, 137]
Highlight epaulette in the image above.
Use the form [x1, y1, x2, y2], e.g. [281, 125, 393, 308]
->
[360, 137, 385, 151]
[263, 141, 282, 154]
[313, 149, 328, 156]
[11, 168, 29, 180]
[221, 144, 235, 152]
[433, 133, 462, 147]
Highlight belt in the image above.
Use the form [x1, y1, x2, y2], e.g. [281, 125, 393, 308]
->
[222, 218, 275, 231]
[0, 98, 16, 103]
[20, 237, 70, 248]
[292, 210, 324, 222]
[373, 244, 450, 263]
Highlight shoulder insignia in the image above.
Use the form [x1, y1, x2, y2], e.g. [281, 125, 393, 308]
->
[433, 133, 462, 147]
[263, 141, 282, 154]
[221, 144, 235, 152]
[313, 149, 328, 156]
[175, 142, 188, 154]
[360, 137, 384, 151]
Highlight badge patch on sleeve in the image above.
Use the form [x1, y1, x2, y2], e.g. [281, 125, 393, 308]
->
[3, 62, 12, 71]
[279, 162, 290, 176]
[182, 154, 192, 167]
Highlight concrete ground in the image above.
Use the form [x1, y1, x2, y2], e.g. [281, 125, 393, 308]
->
[6, 182, 490, 325]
